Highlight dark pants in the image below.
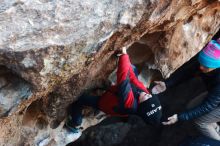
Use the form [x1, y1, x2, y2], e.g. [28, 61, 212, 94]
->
[68, 64, 138, 126]
[67, 94, 101, 126]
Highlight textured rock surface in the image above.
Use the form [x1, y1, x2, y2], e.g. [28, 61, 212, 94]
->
[0, 66, 32, 117]
[0, 0, 147, 90]
[0, 0, 219, 146]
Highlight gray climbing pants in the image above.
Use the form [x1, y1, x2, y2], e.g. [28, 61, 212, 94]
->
[187, 92, 220, 141]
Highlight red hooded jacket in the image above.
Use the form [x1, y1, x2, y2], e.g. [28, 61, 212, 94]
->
[98, 54, 149, 116]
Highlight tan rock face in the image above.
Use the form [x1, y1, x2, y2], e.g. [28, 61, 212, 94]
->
[0, 0, 219, 145]
[0, 0, 147, 90]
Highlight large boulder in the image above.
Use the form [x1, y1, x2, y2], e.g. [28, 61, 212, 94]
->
[0, 0, 219, 145]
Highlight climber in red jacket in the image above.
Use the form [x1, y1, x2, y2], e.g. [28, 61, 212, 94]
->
[66, 47, 162, 133]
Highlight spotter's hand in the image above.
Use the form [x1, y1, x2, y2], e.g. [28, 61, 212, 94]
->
[162, 114, 178, 125]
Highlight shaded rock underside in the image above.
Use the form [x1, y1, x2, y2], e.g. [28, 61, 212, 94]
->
[0, 0, 219, 146]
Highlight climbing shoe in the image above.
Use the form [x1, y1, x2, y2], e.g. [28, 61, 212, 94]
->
[65, 116, 80, 133]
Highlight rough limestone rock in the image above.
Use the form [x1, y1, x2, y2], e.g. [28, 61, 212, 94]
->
[0, 0, 219, 145]
[0, 0, 146, 90]
[0, 67, 32, 117]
